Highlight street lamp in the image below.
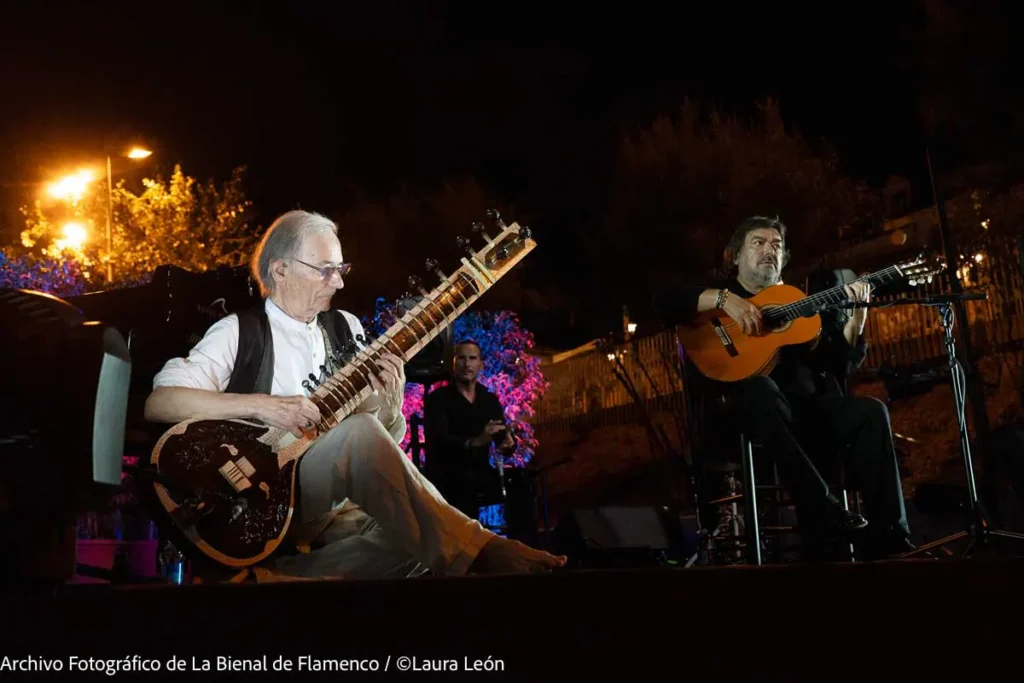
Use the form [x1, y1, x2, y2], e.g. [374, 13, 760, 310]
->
[105, 147, 153, 282]
[44, 146, 153, 283]
[47, 170, 94, 202]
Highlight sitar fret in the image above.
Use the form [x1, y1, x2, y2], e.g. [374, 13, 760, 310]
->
[309, 270, 480, 430]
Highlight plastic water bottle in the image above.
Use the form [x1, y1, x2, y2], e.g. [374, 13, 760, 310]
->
[158, 541, 186, 584]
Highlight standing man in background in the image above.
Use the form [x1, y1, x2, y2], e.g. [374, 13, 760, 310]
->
[424, 340, 516, 521]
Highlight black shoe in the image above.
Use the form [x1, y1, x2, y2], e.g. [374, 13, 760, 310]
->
[825, 505, 869, 533]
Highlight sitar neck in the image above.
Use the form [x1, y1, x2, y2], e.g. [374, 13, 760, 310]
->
[307, 268, 483, 430]
[297, 218, 535, 433]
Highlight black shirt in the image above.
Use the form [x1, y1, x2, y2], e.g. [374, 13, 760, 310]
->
[423, 382, 509, 502]
[655, 275, 867, 398]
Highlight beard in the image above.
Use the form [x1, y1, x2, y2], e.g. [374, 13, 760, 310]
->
[750, 262, 780, 287]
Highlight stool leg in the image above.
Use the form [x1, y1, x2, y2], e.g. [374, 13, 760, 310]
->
[740, 434, 762, 566]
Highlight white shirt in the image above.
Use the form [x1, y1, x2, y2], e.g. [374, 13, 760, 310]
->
[153, 298, 368, 398]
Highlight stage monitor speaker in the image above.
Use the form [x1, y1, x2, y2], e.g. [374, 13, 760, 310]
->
[0, 288, 131, 585]
[553, 506, 674, 568]
[395, 295, 453, 385]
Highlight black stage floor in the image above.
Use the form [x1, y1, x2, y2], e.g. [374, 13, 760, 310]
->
[4, 557, 1024, 680]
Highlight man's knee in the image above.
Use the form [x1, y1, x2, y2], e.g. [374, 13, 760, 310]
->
[344, 412, 393, 439]
[335, 413, 405, 462]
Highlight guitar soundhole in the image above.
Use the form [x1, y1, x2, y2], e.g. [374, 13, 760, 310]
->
[760, 304, 792, 333]
[158, 420, 293, 560]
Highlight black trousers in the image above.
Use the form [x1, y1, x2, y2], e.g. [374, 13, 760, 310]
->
[725, 376, 909, 539]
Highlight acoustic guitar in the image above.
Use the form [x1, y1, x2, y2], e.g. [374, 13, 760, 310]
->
[146, 213, 534, 569]
[675, 256, 943, 383]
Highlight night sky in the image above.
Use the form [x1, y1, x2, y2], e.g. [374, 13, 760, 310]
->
[1, 1, 1021, 344]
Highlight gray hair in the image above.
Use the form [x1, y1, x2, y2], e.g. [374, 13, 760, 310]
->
[250, 210, 338, 296]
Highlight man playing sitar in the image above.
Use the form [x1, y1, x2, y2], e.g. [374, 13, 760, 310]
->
[659, 216, 912, 560]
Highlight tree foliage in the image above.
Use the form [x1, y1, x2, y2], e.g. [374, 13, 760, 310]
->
[0, 249, 87, 296]
[595, 98, 874, 317]
[17, 165, 258, 290]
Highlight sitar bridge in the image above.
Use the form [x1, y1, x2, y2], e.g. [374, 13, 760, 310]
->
[218, 449, 256, 493]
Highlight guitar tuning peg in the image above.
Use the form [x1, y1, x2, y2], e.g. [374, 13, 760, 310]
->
[518, 225, 532, 240]
[485, 208, 507, 229]
[456, 235, 474, 253]
[408, 275, 422, 291]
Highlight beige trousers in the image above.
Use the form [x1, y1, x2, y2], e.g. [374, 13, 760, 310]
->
[266, 412, 494, 579]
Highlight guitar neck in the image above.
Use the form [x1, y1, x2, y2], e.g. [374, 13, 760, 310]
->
[765, 264, 905, 323]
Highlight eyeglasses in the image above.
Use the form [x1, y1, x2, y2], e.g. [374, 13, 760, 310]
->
[294, 258, 352, 281]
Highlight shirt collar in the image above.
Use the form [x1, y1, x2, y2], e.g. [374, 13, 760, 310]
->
[265, 297, 318, 332]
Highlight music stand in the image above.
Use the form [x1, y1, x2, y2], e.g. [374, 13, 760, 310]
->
[831, 291, 1024, 558]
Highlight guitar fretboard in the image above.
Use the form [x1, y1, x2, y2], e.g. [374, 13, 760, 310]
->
[762, 265, 905, 324]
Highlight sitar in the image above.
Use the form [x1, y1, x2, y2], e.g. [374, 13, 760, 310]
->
[676, 255, 943, 383]
[146, 213, 535, 569]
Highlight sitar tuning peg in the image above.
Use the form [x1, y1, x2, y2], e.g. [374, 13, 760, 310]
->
[425, 257, 446, 280]
[485, 208, 507, 229]
[471, 221, 492, 241]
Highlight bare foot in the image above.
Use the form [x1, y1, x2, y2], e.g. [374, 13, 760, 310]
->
[468, 536, 567, 574]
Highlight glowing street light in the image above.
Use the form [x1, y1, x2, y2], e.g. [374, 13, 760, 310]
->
[104, 146, 154, 282]
[43, 145, 153, 282]
[60, 222, 88, 250]
[47, 170, 95, 202]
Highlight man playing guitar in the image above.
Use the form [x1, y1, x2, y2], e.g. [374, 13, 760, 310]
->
[658, 216, 912, 560]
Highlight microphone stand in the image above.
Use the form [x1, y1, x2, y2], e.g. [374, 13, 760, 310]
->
[821, 291, 1024, 558]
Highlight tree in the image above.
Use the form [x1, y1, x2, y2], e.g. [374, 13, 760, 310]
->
[594, 98, 874, 322]
[0, 249, 87, 296]
[18, 165, 258, 290]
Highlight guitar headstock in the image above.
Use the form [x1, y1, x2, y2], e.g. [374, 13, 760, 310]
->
[895, 253, 946, 286]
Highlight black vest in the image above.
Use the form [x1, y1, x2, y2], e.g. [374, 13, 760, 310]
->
[224, 305, 355, 395]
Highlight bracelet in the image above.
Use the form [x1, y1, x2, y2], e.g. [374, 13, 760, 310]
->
[716, 289, 730, 309]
